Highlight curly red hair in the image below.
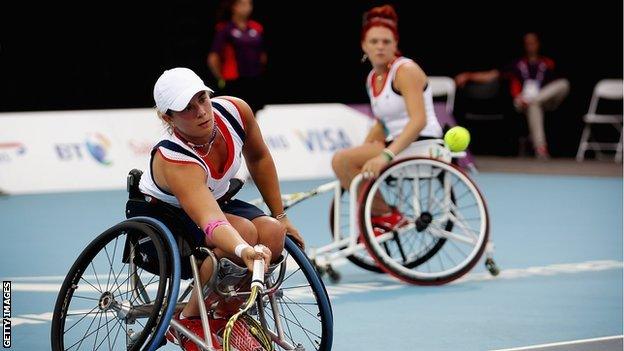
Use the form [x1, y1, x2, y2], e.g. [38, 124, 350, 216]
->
[361, 5, 399, 42]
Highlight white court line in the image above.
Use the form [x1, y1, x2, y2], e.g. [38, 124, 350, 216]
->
[6, 259, 623, 327]
[451, 260, 623, 284]
[489, 335, 623, 351]
[4, 259, 622, 292]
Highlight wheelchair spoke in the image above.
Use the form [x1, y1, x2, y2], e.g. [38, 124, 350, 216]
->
[126, 272, 159, 303]
[96, 310, 113, 351]
[279, 284, 312, 291]
[429, 197, 481, 236]
[445, 236, 470, 259]
[91, 310, 104, 351]
[110, 318, 124, 350]
[105, 265, 135, 298]
[136, 318, 146, 328]
[90, 262, 104, 293]
[77, 313, 119, 351]
[282, 295, 322, 322]
[282, 267, 303, 283]
[103, 236, 120, 292]
[79, 276, 103, 295]
[73, 295, 100, 302]
[440, 244, 459, 270]
[446, 207, 481, 240]
[107, 244, 139, 297]
[279, 298, 320, 346]
[65, 306, 100, 333]
[65, 310, 100, 350]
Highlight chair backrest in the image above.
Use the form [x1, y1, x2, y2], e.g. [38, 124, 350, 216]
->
[463, 79, 501, 100]
[428, 76, 456, 114]
[459, 79, 510, 120]
[589, 79, 624, 114]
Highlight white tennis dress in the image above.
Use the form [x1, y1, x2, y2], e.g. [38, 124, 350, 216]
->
[366, 56, 442, 139]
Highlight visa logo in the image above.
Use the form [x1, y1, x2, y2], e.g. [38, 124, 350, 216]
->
[297, 128, 352, 152]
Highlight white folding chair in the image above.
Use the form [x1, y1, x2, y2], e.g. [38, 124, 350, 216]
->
[428, 76, 456, 115]
[576, 79, 623, 162]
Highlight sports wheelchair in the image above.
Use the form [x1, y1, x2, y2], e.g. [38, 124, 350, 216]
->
[51, 170, 333, 351]
[254, 139, 499, 285]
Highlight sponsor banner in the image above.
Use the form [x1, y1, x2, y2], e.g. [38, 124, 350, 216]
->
[0, 109, 165, 194]
[0, 103, 372, 193]
[249, 103, 373, 180]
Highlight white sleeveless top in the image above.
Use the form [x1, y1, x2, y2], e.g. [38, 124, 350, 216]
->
[366, 57, 442, 139]
[139, 98, 246, 207]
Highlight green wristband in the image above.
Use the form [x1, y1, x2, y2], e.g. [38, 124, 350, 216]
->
[382, 148, 395, 161]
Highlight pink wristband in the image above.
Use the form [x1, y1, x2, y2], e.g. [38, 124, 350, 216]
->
[204, 219, 230, 242]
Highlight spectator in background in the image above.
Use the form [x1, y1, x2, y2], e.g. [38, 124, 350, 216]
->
[208, 0, 267, 113]
[455, 32, 570, 159]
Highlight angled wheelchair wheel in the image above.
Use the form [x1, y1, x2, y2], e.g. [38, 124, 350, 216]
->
[329, 188, 382, 273]
[358, 157, 489, 285]
[260, 236, 333, 351]
[51, 220, 178, 351]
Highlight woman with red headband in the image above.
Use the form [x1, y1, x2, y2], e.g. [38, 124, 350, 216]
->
[332, 4, 442, 228]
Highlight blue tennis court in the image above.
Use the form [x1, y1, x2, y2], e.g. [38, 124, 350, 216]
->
[1, 169, 622, 350]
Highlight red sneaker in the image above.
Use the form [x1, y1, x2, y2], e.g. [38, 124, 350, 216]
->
[165, 312, 222, 351]
[371, 207, 407, 230]
[205, 291, 246, 320]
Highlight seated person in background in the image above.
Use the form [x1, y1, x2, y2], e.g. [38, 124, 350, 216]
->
[455, 32, 570, 159]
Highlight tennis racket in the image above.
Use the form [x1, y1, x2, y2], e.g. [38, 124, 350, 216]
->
[223, 245, 273, 351]
[281, 180, 340, 210]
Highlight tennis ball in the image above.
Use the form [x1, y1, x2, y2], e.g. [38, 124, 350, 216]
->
[444, 126, 471, 152]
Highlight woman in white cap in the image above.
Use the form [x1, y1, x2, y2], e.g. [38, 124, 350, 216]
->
[137, 67, 303, 349]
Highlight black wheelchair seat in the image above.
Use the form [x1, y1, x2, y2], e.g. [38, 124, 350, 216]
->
[123, 169, 245, 280]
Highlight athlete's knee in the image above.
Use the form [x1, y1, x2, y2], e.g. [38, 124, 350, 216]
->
[227, 217, 258, 245]
[259, 217, 286, 241]
[331, 150, 347, 173]
[559, 79, 570, 95]
[254, 216, 286, 254]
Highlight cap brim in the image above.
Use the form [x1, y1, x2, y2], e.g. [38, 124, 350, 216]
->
[169, 84, 214, 112]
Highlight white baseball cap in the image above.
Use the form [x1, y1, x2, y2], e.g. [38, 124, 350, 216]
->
[153, 67, 214, 113]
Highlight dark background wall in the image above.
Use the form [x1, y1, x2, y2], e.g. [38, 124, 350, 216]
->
[1, 1, 622, 156]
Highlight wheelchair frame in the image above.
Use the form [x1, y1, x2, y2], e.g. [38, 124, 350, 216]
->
[51, 172, 333, 351]
[254, 139, 499, 285]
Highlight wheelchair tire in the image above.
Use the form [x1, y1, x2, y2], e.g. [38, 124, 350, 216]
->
[358, 157, 490, 285]
[263, 236, 333, 350]
[51, 221, 176, 350]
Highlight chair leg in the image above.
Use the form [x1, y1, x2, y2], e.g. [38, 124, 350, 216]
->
[576, 124, 592, 162]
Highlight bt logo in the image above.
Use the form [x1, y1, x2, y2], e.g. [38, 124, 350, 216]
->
[55, 133, 113, 165]
[0, 142, 27, 163]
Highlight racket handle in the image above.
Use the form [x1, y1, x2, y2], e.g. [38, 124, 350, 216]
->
[251, 245, 265, 289]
